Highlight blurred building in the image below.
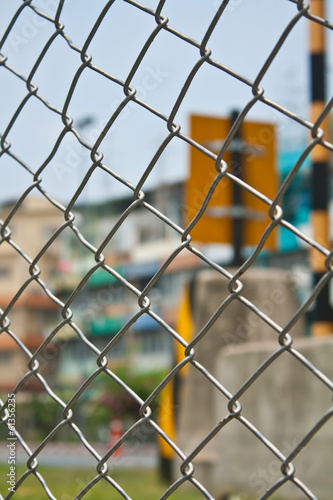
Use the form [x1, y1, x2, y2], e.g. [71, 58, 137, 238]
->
[54, 181, 201, 386]
[0, 151, 313, 393]
[0, 197, 63, 393]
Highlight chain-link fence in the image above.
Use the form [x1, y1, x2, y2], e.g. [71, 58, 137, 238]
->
[0, 1, 333, 499]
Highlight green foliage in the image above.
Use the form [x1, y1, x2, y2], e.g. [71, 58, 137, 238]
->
[14, 389, 82, 442]
[4, 369, 167, 443]
[14, 396, 60, 442]
[83, 366, 167, 440]
[111, 365, 167, 403]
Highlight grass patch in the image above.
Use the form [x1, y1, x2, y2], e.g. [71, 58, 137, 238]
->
[0, 464, 205, 499]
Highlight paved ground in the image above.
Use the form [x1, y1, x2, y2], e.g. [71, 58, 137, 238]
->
[0, 441, 158, 468]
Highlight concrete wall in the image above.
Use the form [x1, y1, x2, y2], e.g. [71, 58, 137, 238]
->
[175, 268, 332, 498]
[213, 337, 333, 499]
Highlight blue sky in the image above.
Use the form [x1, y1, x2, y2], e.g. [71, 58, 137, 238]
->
[0, 0, 332, 204]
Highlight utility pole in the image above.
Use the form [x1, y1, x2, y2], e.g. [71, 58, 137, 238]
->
[230, 110, 244, 266]
[309, 0, 332, 336]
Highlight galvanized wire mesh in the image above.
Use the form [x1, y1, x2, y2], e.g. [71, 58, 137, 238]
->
[0, 1, 332, 499]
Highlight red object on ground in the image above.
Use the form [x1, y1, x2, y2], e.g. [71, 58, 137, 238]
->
[109, 418, 123, 457]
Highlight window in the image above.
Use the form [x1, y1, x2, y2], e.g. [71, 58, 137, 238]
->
[0, 350, 13, 364]
[0, 266, 10, 278]
[136, 330, 172, 354]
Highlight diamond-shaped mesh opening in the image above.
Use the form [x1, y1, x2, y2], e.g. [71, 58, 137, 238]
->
[1, 8, 56, 77]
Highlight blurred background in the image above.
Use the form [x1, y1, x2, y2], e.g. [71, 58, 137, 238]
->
[0, 1, 333, 499]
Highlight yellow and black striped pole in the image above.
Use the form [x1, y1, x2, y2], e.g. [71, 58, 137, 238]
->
[309, 0, 332, 336]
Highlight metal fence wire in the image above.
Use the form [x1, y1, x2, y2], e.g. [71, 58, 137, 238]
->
[0, 0, 333, 499]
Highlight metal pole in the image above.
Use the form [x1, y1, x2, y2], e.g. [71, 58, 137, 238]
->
[309, 0, 332, 336]
[230, 109, 243, 266]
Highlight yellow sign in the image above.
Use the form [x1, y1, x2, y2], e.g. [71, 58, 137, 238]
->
[186, 114, 278, 249]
